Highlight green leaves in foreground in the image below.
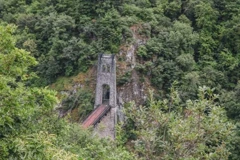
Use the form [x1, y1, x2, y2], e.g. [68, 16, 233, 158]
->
[123, 87, 234, 160]
[0, 24, 58, 158]
[0, 24, 135, 160]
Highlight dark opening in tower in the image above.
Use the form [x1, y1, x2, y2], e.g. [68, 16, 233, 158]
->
[102, 64, 111, 73]
[102, 84, 110, 105]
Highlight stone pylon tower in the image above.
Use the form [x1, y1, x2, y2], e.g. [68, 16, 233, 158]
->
[94, 54, 117, 139]
[94, 54, 117, 108]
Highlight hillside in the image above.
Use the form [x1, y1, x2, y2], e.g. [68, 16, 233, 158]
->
[1, 0, 240, 159]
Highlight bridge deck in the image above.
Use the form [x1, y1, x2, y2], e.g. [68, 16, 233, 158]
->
[82, 105, 111, 128]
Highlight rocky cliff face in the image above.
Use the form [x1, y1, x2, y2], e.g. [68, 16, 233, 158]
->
[116, 24, 151, 108]
[55, 24, 153, 121]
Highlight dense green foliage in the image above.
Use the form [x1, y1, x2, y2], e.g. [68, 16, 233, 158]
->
[0, 24, 135, 160]
[1, 0, 240, 159]
[60, 88, 94, 122]
[0, 0, 239, 99]
[121, 87, 234, 159]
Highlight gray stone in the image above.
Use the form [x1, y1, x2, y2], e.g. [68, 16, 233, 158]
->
[94, 54, 117, 139]
[94, 54, 117, 108]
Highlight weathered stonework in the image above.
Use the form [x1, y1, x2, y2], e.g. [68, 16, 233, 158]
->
[94, 54, 117, 139]
[94, 54, 117, 108]
[94, 107, 116, 139]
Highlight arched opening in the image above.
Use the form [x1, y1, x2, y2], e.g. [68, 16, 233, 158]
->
[106, 64, 111, 73]
[102, 84, 110, 104]
[102, 64, 107, 72]
[102, 64, 111, 73]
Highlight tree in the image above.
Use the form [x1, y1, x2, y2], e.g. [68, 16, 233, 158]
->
[122, 87, 234, 159]
[0, 24, 135, 160]
[0, 24, 60, 158]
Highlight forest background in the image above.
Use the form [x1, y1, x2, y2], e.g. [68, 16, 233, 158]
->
[1, 0, 240, 159]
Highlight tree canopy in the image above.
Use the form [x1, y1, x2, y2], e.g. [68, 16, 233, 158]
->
[1, 0, 240, 159]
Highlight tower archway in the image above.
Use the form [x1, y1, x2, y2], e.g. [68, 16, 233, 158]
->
[102, 84, 110, 104]
[95, 54, 116, 108]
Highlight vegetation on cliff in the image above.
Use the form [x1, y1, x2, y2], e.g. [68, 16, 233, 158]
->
[1, 0, 240, 159]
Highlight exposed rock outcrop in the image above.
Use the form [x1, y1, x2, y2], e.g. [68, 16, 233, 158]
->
[56, 24, 152, 129]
